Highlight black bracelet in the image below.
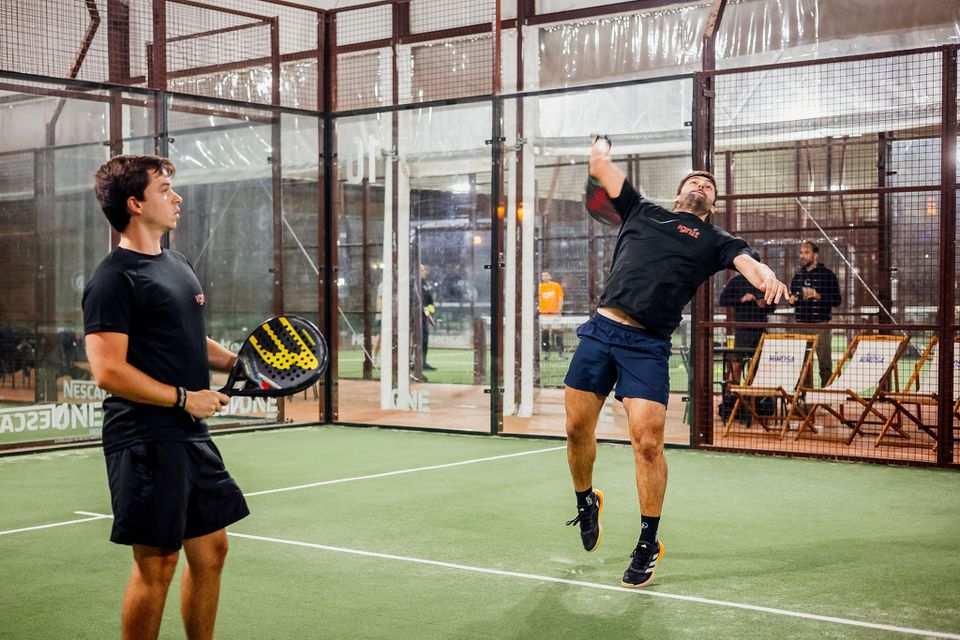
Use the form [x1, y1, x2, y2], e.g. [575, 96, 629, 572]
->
[176, 386, 187, 409]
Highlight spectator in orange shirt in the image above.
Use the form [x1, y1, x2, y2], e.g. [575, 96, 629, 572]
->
[539, 271, 565, 359]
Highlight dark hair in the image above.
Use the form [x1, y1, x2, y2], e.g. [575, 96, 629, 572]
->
[94, 155, 176, 232]
[676, 170, 718, 196]
[801, 241, 819, 254]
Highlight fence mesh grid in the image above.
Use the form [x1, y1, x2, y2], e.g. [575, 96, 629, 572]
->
[332, 3, 393, 111]
[0, 0, 111, 82]
[409, 0, 492, 35]
[708, 50, 953, 464]
[0, 0, 320, 109]
[404, 35, 493, 104]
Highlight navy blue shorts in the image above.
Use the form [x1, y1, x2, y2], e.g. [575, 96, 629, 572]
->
[105, 440, 249, 550]
[563, 313, 672, 406]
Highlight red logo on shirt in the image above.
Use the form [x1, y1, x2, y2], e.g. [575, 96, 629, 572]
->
[195, 293, 205, 306]
[677, 224, 700, 239]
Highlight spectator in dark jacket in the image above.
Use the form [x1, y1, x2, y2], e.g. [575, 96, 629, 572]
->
[788, 241, 842, 386]
[719, 273, 777, 382]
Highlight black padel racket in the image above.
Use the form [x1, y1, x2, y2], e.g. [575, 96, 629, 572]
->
[219, 315, 328, 397]
[584, 135, 622, 227]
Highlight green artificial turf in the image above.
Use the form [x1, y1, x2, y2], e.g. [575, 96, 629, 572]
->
[2, 426, 958, 639]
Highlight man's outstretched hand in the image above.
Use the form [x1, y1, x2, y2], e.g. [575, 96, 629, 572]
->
[758, 276, 789, 305]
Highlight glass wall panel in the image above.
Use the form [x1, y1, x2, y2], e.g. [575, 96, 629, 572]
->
[334, 103, 493, 431]
[279, 112, 323, 424]
[0, 82, 113, 448]
[501, 80, 694, 444]
[165, 96, 279, 429]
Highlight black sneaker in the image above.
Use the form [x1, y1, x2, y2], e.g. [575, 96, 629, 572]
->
[423, 363, 437, 371]
[565, 489, 604, 552]
[621, 540, 664, 588]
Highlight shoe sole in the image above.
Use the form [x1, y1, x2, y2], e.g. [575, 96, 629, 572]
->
[585, 490, 604, 553]
[621, 541, 664, 588]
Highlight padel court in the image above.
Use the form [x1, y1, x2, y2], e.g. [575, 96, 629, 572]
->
[2, 2, 960, 639]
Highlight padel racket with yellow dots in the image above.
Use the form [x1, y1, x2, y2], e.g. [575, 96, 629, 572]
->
[218, 315, 328, 397]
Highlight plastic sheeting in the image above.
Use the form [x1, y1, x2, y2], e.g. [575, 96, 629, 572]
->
[529, 0, 960, 89]
[717, 0, 960, 67]
[531, 2, 710, 89]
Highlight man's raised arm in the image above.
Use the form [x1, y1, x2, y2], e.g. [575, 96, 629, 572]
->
[588, 137, 626, 198]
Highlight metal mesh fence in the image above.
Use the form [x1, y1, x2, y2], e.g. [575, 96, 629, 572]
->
[706, 49, 954, 464]
[332, 2, 393, 111]
[336, 49, 391, 112]
[402, 35, 494, 104]
[0, 0, 111, 83]
[1, 1, 321, 109]
[409, 0, 492, 35]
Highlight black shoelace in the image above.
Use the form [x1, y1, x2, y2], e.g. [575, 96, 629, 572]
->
[566, 506, 592, 527]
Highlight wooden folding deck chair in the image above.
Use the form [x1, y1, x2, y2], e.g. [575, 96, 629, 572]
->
[720, 333, 818, 438]
[796, 334, 909, 443]
[876, 336, 960, 449]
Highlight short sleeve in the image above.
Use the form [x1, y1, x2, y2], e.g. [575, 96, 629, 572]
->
[714, 228, 760, 272]
[82, 266, 135, 336]
[609, 179, 642, 222]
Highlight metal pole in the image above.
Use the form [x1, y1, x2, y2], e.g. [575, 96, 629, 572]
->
[937, 45, 957, 463]
[691, 0, 727, 446]
[490, 97, 505, 434]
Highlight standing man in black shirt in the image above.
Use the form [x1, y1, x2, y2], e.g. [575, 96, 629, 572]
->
[83, 155, 249, 640]
[787, 241, 842, 386]
[564, 138, 788, 588]
[718, 273, 777, 382]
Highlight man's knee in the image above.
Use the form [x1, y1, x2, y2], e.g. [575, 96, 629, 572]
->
[133, 549, 180, 587]
[206, 540, 229, 573]
[565, 417, 595, 442]
[631, 432, 663, 462]
[187, 533, 229, 574]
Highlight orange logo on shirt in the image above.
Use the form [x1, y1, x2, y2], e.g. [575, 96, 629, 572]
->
[677, 224, 700, 238]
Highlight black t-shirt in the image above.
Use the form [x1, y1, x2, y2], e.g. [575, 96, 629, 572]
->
[82, 248, 211, 453]
[597, 180, 759, 340]
[789, 264, 842, 323]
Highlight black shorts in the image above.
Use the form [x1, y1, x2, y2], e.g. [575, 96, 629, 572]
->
[105, 440, 249, 550]
[563, 314, 671, 406]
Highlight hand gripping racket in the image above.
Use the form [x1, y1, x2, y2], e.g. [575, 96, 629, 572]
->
[218, 315, 328, 397]
[584, 135, 622, 227]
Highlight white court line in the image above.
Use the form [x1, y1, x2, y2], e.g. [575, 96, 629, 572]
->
[5, 510, 959, 639]
[226, 529, 960, 640]
[0, 447, 567, 537]
[6, 449, 959, 638]
[242, 445, 567, 497]
[0, 512, 111, 537]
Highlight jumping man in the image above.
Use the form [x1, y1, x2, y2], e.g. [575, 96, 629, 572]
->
[564, 138, 788, 588]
